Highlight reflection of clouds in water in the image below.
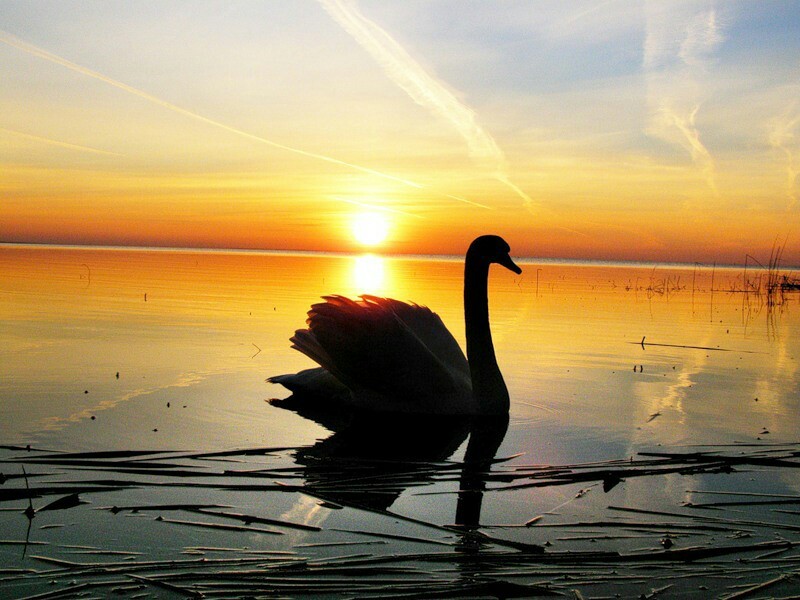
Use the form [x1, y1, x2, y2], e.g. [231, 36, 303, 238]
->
[648, 368, 695, 427]
[621, 353, 707, 510]
[36, 371, 210, 432]
[631, 346, 710, 443]
[279, 495, 331, 544]
[751, 323, 799, 439]
[39, 398, 123, 432]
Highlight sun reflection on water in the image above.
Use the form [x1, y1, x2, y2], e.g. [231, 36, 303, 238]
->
[352, 254, 386, 294]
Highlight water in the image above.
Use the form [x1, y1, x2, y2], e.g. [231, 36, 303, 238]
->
[1, 245, 798, 598]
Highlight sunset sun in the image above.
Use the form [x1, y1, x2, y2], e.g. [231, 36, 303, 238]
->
[352, 212, 389, 247]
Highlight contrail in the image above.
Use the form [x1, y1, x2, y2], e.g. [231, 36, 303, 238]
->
[0, 29, 424, 190]
[768, 100, 800, 211]
[329, 195, 424, 219]
[1, 127, 124, 156]
[644, 3, 724, 196]
[443, 194, 492, 210]
[329, 193, 498, 220]
[318, 0, 538, 211]
[665, 103, 718, 196]
[561, 0, 621, 28]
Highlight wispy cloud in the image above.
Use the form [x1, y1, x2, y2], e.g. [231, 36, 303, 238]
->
[1, 127, 124, 156]
[559, 0, 624, 30]
[0, 29, 421, 190]
[0, 27, 498, 213]
[644, 2, 724, 196]
[318, 0, 538, 211]
[329, 195, 424, 219]
[768, 99, 800, 211]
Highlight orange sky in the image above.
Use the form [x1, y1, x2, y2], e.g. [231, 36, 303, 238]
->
[1, 2, 799, 265]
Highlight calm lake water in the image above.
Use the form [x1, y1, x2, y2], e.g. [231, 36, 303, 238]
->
[1, 245, 798, 598]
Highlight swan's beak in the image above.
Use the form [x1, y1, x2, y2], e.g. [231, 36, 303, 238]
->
[498, 254, 522, 275]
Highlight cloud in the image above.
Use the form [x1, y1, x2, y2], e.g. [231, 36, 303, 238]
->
[0, 28, 421, 190]
[0, 127, 124, 156]
[679, 9, 724, 66]
[1, 27, 499, 212]
[768, 100, 800, 211]
[644, 1, 725, 196]
[318, 0, 538, 210]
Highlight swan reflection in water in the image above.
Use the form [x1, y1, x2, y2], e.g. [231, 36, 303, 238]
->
[272, 402, 509, 530]
[270, 235, 520, 529]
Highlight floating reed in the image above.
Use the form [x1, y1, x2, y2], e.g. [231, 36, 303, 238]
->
[1, 442, 797, 598]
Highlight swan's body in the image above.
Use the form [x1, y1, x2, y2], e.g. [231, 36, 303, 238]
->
[269, 235, 521, 415]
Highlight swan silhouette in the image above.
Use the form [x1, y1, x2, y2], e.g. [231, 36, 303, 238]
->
[269, 235, 521, 415]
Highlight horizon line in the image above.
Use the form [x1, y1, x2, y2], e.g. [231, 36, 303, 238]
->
[2, 240, 793, 271]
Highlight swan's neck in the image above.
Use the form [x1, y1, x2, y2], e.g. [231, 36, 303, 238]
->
[464, 259, 510, 414]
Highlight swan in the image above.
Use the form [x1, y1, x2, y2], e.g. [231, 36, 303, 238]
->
[269, 235, 521, 415]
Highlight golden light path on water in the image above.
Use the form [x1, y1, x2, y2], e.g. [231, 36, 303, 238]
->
[0, 245, 797, 482]
[352, 254, 386, 294]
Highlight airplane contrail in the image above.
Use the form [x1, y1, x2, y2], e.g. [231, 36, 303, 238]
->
[644, 4, 723, 196]
[1, 127, 124, 156]
[318, 0, 539, 211]
[443, 194, 492, 210]
[665, 103, 718, 196]
[768, 100, 800, 211]
[329, 195, 424, 219]
[0, 29, 427, 190]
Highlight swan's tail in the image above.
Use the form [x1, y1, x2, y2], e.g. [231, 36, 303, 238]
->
[290, 330, 337, 373]
[268, 367, 350, 401]
[269, 368, 354, 430]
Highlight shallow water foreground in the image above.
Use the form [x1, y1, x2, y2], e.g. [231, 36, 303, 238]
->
[0, 245, 798, 598]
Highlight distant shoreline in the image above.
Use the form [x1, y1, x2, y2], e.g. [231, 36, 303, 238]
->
[1, 241, 797, 271]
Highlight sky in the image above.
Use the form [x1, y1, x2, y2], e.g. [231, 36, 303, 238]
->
[1, 0, 799, 264]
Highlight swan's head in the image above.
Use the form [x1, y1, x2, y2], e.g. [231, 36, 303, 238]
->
[468, 235, 522, 274]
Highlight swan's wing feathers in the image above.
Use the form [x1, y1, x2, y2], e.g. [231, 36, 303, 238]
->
[303, 295, 469, 408]
[360, 296, 469, 377]
[289, 329, 339, 377]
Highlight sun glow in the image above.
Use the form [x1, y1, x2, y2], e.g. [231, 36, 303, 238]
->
[352, 212, 389, 247]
